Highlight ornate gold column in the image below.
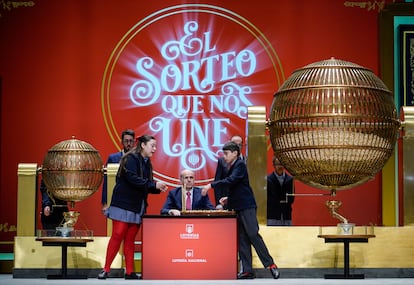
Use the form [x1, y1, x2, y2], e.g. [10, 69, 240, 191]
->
[106, 163, 119, 235]
[401, 106, 414, 225]
[17, 163, 38, 236]
[247, 106, 267, 224]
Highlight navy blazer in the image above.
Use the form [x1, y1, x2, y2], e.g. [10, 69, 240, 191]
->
[160, 186, 215, 214]
[110, 152, 159, 214]
[102, 151, 123, 205]
[213, 157, 229, 205]
[211, 157, 256, 211]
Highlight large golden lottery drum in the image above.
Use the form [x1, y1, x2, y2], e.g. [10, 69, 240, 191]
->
[41, 137, 104, 202]
[267, 58, 400, 191]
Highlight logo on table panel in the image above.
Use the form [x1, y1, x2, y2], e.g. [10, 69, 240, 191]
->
[185, 249, 194, 258]
[171, 249, 207, 263]
[180, 224, 199, 239]
[186, 223, 194, 234]
[102, 4, 284, 186]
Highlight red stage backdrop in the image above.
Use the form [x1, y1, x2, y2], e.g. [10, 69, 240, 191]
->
[0, 0, 395, 248]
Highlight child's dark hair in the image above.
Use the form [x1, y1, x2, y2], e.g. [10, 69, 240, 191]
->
[222, 141, 240, 155]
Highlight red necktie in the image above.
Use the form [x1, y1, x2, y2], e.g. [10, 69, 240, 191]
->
[186, 192, 192, 210]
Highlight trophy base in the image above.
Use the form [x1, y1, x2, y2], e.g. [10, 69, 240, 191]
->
[37, 229, 93, 238]
[56, 227, 74, 237]
[337, 223, 355, 235]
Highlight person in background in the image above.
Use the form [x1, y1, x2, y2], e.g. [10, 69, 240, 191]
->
[40, 179, 68, 230]
[98, 135, 168, 280]
[201, 142, 280, 280]
[161, 169, 215, 216]
[267, 157, 295, 226]
[213, 135, 245, 209]
[101, 129, 135, 212]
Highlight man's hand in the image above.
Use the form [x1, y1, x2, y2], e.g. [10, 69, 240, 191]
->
[168, 209, 181, 216]
[43, 206, 51, 216]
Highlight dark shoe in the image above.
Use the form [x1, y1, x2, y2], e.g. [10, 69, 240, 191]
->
[97, 270, 109, 279]
[125, 272, 142, 279]
[269, 265, 280, 279]
[237, 272, 255, 279]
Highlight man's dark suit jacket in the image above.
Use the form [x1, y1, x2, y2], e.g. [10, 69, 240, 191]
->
[102, 151, 123, 205]
[40, 180, 68, 229]
[160, 186, 215, 214]
[266, 172, 294, 220]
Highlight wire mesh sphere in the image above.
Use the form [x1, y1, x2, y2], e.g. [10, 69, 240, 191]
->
[41, 137, 104, 202]
[267, 58, 400, 191]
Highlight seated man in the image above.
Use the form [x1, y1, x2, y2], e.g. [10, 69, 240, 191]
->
[161, 169, 215, 216]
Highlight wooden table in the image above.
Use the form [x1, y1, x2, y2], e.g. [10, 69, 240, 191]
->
[318, 234, 375, 279]
[36, 237, 93, 279]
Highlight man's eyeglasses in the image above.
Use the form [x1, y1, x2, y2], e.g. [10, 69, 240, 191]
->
[122, 139, 135, 144]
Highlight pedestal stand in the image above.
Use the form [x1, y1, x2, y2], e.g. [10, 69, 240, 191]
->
[35, 237, 93, 279]
[318, 234, 375, 279]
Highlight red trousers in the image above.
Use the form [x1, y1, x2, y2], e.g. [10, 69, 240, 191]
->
[103, 220, 140, 274]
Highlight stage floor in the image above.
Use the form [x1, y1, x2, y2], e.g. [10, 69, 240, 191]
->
[1, 275, 414, 285]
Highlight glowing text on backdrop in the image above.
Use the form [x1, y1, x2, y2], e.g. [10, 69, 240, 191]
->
[101, 4, 284, 186]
